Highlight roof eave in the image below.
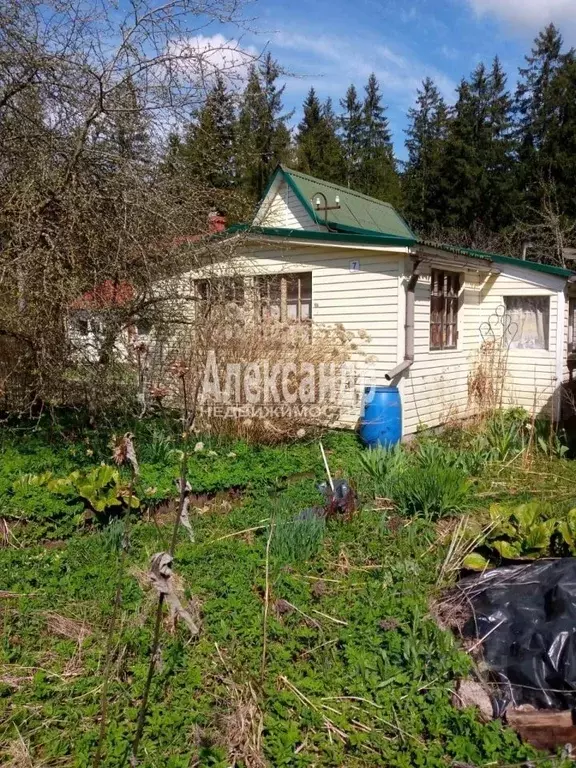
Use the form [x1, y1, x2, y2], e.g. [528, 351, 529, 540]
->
[227, 224, 416, 248]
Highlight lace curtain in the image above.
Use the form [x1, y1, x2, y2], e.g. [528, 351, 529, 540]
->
[504, 296, 550, 350]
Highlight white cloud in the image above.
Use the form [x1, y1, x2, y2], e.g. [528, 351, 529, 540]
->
[168, 34, 259, 89]
[272, 30, 455, 103]
[467, 0, 575, 32]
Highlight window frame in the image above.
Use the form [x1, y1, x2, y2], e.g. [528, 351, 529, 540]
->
[194, 277, 246, 314]
[256, 272, 312, 324]
[429, 268, 461, 351]
[504, 295, 551, 352]
[568, 297, 576, 357]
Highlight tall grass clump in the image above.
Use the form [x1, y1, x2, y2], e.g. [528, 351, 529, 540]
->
[269, 510, 326, 563]
[414, 438, 486, 476]
[358, 444, 409, 496]
[390, 465, 472, 520]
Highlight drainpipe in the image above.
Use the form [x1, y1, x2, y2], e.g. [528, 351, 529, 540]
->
[385, 258, 421, 381]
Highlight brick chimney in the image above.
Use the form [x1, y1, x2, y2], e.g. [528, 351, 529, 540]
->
[208, 211, 227, 233]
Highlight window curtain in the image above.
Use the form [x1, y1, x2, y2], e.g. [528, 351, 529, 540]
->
[505, 296, 549, 350]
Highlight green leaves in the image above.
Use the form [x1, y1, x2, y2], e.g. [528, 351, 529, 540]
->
[19, 464, 140, 519]
[462, 552, 491, 571]
[467, 502, 571, 568]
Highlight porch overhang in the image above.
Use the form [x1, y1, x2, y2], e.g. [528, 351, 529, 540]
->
[412, 244, 499, 275]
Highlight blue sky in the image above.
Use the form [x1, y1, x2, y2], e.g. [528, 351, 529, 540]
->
[198, 0, 576, 161]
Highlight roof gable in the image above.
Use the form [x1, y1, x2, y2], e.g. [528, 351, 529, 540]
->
[255, 165, 416, 241]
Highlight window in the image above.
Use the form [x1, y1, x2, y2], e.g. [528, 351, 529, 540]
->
[136, 318, 153, 336]
[504, 296, 549, 350]
[70, 313, 103, 337]
[430, 269, 460, 350]
[257, 273, 312, 323]
[71, 315, 89, 336]
[195, 277, 245, 312]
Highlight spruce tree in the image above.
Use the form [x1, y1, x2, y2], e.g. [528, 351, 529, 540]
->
[515, 24, 565, 209]
[180, 73, 237, 190]
[237, 55, 291, 201]
[485, 57, 518, 230]
[339, 84, 363, 188]
[295, 89, 344, 183]
[403, 77, 448, 230]
[359, 73, 400, 203]
[438, 77, 479, 232]
[95, 76, 150, 172]
[437, 60, 516, 237]
[540, 49, 576, 218]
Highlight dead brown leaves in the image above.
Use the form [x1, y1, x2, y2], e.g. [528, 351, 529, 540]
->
[222, 682, 267, 768]
[42, 611, 92, 644]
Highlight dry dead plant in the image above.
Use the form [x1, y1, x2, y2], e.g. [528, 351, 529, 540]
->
[129, 564, 201, 634]
[222, 682, 267, 768]
[148, 294, 367, 441]
[1, 728, 35, 768]
[468, 339, 509, 416]
[42, 612, 92, 644]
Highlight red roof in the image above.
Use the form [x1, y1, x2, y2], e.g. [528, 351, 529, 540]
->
[70, 280, 135, 310]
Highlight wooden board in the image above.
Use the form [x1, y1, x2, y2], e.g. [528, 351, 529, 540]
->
[506, 708, 576, 753]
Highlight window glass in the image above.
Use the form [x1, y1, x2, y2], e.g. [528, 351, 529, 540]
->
[257, 273, 312, 323]
[430, 269, 460, 350]
[504, 296, 549, 350]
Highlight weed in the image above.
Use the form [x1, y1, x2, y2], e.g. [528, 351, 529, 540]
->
[269, 510, 326, 563]
[391, 465, 472, 519]
[414, 438, 486, 476]
[145, 429, 176, 464]
[533, 419, 569, 458]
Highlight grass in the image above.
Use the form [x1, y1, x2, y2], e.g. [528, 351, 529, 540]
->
[0, 411, 573, 767]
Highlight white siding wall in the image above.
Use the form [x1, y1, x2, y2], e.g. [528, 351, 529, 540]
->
[476, 269, 561, 418]
[401, 263, 483, 435]
[401, 261, 565, 435]
[255, 180, 320, 230]
[228, 246, 401, 425]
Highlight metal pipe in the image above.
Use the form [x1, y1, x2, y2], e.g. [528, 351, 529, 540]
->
[385, 259, 420, 381]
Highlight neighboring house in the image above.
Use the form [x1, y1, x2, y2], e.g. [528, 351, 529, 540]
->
[68, 280, 139, 362]
[190, 165, 576, 436]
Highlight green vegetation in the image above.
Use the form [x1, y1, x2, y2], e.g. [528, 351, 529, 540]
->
[0, 411, 574, 766]
[464, 501, 576, 570]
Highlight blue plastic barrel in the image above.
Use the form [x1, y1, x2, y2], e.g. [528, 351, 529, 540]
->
[359, 385, 402, 448]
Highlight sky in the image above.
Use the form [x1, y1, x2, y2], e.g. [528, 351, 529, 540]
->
[193, 0, 576, 161]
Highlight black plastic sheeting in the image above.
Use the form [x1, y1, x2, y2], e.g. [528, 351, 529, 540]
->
[460, 558, 576, 712]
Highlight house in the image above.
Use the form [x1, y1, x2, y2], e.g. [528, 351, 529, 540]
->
[190, 165, 576, 436]
[67, 166, 576, 437]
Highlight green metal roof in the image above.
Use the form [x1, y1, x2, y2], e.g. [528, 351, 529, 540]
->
[240, 167, 576, 282]
[419, 240, 575, 279]
[273, 165, 417, 241]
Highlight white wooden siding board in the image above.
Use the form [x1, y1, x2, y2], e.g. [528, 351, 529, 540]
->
[258, 179, 319, 230]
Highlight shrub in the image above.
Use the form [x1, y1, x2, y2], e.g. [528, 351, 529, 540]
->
[391, 465, 471, 519]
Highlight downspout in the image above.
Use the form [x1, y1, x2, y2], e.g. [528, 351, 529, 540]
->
[385, 258, 421, 381]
